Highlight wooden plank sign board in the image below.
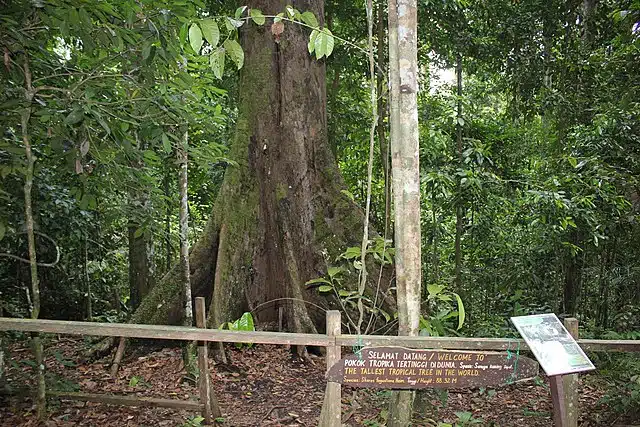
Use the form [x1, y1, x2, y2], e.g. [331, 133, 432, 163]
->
[326, 346, 538, 389]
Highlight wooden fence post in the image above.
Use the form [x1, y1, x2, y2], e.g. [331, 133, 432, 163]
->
[195, 297, 221, 423]
[549, 374, 567, 427]
[319, 310, 341, 427]
[563, 318, 579, 427]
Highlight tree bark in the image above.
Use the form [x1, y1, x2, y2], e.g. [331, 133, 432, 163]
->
[85, 235, 92, 321]
[178, 131, 193, 327]
[563, 230, 583, 317]
[377, 0, 391, 238]
[207, 0, 394, 339]
[163, 164, 172, 274]
[178, 130, 198, 371]
[387, 0, 421, 424]
[124, 0, 394, 344]
[21, 57, 46, 421]
[128, 218, 153, 311]
[454, 54, 464, 296]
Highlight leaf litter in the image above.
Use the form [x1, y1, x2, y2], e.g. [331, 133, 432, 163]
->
[0, 336, 629, 426]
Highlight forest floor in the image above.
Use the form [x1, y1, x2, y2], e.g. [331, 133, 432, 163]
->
[0, 336, 636, 426]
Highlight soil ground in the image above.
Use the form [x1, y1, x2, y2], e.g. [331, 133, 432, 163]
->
[0, 336, 636, 426]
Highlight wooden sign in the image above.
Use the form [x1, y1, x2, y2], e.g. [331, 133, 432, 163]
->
[326, 346, 538, 389]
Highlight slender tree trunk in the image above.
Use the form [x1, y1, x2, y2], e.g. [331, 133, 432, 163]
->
[21, 58, 46, 420]
[563, 230, 582, 317]
[454, 54, 464, 296]
[0, 305, 5, 388]
[377, 0, 391, 237]
[85, 235, 92, 321]
[388, 0, 421, 424]
[179, 131, 193, 327]
[164, 165, 172, 273]
[431, 190, 439, 283]
[178, 131, 197, 371]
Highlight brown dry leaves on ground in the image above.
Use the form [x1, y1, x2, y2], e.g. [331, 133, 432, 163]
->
[0, 336, 631, 426]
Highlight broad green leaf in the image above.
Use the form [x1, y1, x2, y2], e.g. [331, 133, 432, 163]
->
[314, 29, 334, 59]
[226, 17, 244, 30]
[314, 31, 326, 58]
[161, 133, 171, 153]
[305, 277, 331, 286]
[324, 28, 334, 57]
[179, 23, 188, 45]
[142, 42, 152, 60]
[224, 39, 244, 69]
[327, 266, 341, 278]
[200, 18, 219, 47]
[189, 23, 203, 53]
[286, 5, 297, 18]
[64, 108, 84, 125]
[235, 6, 247, 19]
[318, 285, 333, 293]
[427, 283, 444, 297]
[301, 11, 318, 27]
[250, 9, 265, 25]
[79, 194, 89, 210]
[308, 29, 318, 54]
[238, 312, 254, 331]
[209, 48, 225, 79]
[274, 12, 284, 23]
[129, 376, 140, 387]
[134, 227, 144, 238]
[79, 139, 89, 156]
[453, 292, 465, 330]
[340, 246, 361, 260]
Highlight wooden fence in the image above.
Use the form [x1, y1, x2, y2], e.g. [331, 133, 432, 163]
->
[0, 300, 638, 426]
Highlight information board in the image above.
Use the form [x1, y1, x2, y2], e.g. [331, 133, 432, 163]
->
[511, 313, 595, 376]
[326, 346, 538, 389]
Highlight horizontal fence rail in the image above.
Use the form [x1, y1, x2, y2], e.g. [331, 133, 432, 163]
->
[0, 317, 332, 347]
[0, 317, 638, 352]
[336, 335, 640, 352]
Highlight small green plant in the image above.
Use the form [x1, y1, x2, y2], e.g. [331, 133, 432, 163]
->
[183, 415, 205, 426]
[453, 411, 483, 426]
[128, 375, 150, 388]
[305, 237, 394, 330]
[419, 284, 465, 336]
[221, 312, 255, 348]
[432, 411, 483, 427]
[53, 351, 76, 368]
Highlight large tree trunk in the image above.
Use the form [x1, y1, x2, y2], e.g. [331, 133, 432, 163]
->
[128, 0, 393, 335]
[210, 0, 392, 335]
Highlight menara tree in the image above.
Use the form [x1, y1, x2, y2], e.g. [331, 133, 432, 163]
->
[128, 0, 394, 348]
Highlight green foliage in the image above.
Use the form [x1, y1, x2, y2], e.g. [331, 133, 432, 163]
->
[221, 312, 255, 348]
[183, 415, 205, 427]
[186, 6, 332, 80]
[419, 283, 465, 336]
[305, 238, 394, 329]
